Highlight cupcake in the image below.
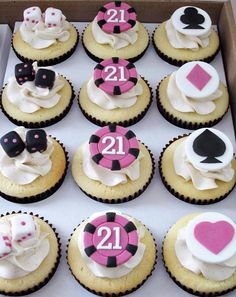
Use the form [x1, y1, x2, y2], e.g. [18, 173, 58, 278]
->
[0, 212, 61, 296]
[153, 6, 220, 66]
[0, 126, 68, 203]
[67, 210, 157, 296]
[83, 1, 149, 62]
[12, 7, 79, 66]
[159, 128, 236, 204]
[0, 62, 74, 128]
[78, 57, 152, 127]
[72, 124, 155, 203]
[163, 212, 236, 296]
[157, 61, 229, 129]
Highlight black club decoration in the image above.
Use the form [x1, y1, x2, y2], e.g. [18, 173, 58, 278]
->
[193, 129, 226, 164]
[180, 7, 205, 30]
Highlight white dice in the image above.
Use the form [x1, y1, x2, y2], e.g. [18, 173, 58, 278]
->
[0, 233, 11, 258]
[44, 7, 62, 28]
[23, 6, 42, 30]
[10, 214, 36, 244]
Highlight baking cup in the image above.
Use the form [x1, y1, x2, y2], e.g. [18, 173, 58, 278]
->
[0, 77, 75, 128]
[12, 25, 79, 66]
[0, 138, 69, 204]
[156, 78, 228, 130]
[78, 77, 152, 127]
[159, 134, 236, 205]
[0, 211, 61, 296]
[152, 28, 220, 67]
[82, 26, 150, 63]
[66, 220, 157, 297]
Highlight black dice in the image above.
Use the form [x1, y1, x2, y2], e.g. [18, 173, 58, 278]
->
[35, 69, 55, 89]
[1, 131, 25, 158]
[26, 129, 47, 153]
[15, 62, 35, 85]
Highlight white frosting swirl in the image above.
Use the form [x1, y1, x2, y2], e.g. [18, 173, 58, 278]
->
[173, 140, 234, 190]
[0, 215, 49, 279]
[19, 17, 70, 49]
[82, 142, 143, 186]
[87, 76, 143, 110]
[167, 71, 223, 115]
[91, 17, 138, 49]
[0, 127, 54, 185]
[175, 226, 236, 281]
[78, 211, 146, 278]
[165, 19, 210, 50]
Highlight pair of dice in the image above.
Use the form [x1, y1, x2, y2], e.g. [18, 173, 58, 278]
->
[1, 129, 47, 158]
[15, 62, 55, 88]
[24, 7, 63, 30]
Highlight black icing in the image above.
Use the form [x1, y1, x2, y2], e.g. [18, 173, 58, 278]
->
[129, 148, 139, 158]
[84, 223, 96, 234]
[126, 243, 138, 256]
[26, 129, 47, 153]
[125, 130, 136, 140]
[111, 160, 121, 171]
[106, 212, 116, 222]
[112, 57, 119, 64]
[94, 63, 104, 70]
[115, 1, 121, 7]
[124, 221, 137, 233]
[129, 77, 138, 84]
[113, 25, 121, 34]
[0, 131, 25, 158]
[94, 78, 104, 87]
[107, 256, 117, 267]
[89, 134, 100, 144]
[126, 62, 135, 69]
[84, 245, 97, 257]
[180, 7, 205, 30]
[92, 153, 103, 164]
[113, 86, 121, 95]
[108, 124, 117, 132]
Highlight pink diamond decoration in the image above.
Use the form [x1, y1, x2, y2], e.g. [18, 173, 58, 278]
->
[186, 64, 212, 91]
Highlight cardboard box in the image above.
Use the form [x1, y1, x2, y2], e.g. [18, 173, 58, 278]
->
[0, 24, 11, 87]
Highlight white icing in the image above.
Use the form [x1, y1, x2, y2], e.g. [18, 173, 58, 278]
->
[82, 142, 143, 186]
[0, 127, 54, 185]
[0, 214, 49, 279]
[78, 211, 146, 278]
[167, 71, 222, 115]
[91, 17, 138, 49]
[87, 76, 143, 110]
[173, 140, 234, 190]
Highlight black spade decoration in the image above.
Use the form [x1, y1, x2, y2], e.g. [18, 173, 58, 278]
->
[180, 7, 205, 30]
[193, 129, 226, 164]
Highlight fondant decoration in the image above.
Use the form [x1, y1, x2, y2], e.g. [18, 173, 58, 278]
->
[0, 233, 12, 258]
[44, 7, 62, 28]
[0, 131, 25, 158]
[35, 68, 56, 89]
[23, 6, 42, 30]
[83, 212, 138, 267]
[186, 212, 236, 264]
[171, 6, 211, 36]
[94, 57, 138, 96]
[89, 124, 139, 171]
[15, 62, 35, 85]
[175, 61, 219, 99]
[97, 1, 136, 34]
[11, 214, 36, 243]
[26, 129, 47, 153]
[185, 128, 233, 171]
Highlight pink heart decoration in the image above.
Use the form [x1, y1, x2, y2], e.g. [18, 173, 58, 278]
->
[194, 221, 235, 254]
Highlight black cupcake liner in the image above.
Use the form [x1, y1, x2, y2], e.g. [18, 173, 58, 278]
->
[75, 142, 155, 204]
[12, 25, 79, 66]
[0, 77, 75, 128]
[0, 138, 69, 204]
[152, 28, 220, 67]
[78, 76, 153, 127]
[162, 230, 236, 296]
[82, 25, 150, 63]
[156, 77, 228, 130]
[66, 218, 157, 297]
[0, 211, 61, 296]
[159, 134, 236, 205]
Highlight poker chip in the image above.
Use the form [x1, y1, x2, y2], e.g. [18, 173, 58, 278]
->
[89, 124, 140, 171]
[83, 212, 138, 267]
[94, 57, 138, 96]
[96, 1, 137, 34]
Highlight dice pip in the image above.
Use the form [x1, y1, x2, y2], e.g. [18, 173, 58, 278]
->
[26, 129, 47, 153]
[44, 7, 63, 28]
[23, 6, 42, 30]
[15, 62, 35, 85]
[0, 233, 12, 258]
[1, 131, 25, 158]
[35, 69, 55, 89]
[10, 214, 36, 244]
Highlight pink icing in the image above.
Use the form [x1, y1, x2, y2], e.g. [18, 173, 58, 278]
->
[186, 64, 212, 91]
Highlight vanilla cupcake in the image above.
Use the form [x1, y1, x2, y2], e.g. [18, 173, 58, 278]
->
[83, 1, 149, 62]
[0, 127, 68, 203]
[153, 6, 219, 66]
[12, 7, 79, 66]
[67, 210, 157, 295]
[159, 128, 236, 204]
[163, 212, 236, 296]
[79, 57, 152, 126]
[72, 125, 155, 203]
[157, 61, 229, 129]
